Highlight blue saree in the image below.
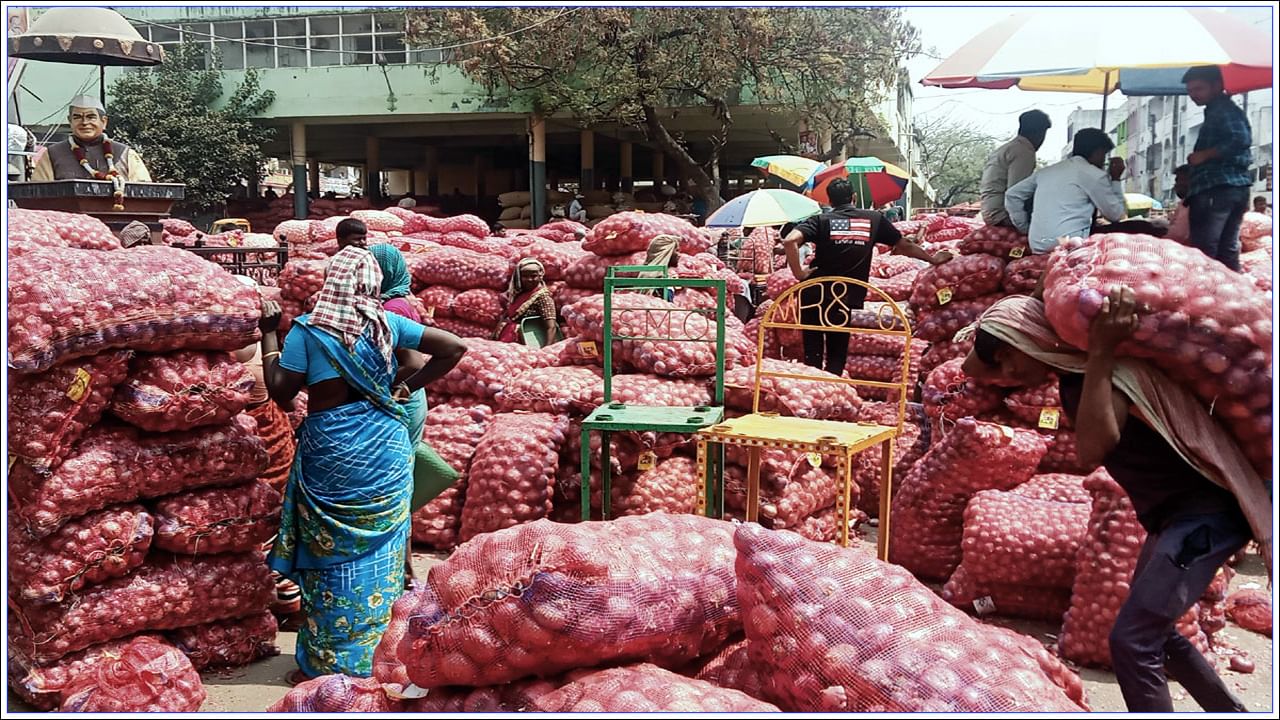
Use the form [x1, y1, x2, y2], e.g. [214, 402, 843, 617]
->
[268, 319, 413, 678]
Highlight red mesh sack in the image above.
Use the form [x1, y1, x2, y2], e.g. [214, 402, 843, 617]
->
[409, 246, 511, 291]
[404, 677, 565, 712]
[912, 294, 999, 343]
[684, 636, 768, 701]
[451, 288, 506, 327]
[596, 456, 702, 517]
[1004, 378, 1071, 428]
[1043, 234, 1272, 473]
[457, 412, 570, 541]
[1003, 254, 1050, 294]
[9, 415, 269, 539]
[725, 358, 862, 420]
[871, 253, 928, 278]
[1038, 429, 1095, 475]
[889, 418, 1048, 580]
[525, 239, 588, 281]
[940, 565, 1073, 622]
[870, 270, 917, 302]
[735, 227, 778, 274]
[6, 208, 121, 255]
[6, 350, 132, 474]
[953, 489, 1089, 588]
[852, 401, 930, 518]
[1010, 473, 1091, 503]
[765, 267, 800, 300]
[576, 373, 713, 410]
[532, 663, 779, 712]
[411, 404, 492, 551]
[427, 315, 492, 339]
[386, 206, 431, 233]
[847, 329, 911, 357]
[922, 357, 1006, 422]
[167, 611, 279, 670]
[554, 283, 597, 310]
[562, 293, 736, 377]
[1225, 589, 1272, 637]
[921, 337, 973, 376]
[436, 338, 549, 401]
[958, 224, 1031, 259]
[277, 259, 327, 302]
[7, 504, 153, 606]
[844, 346, 923, 402]
[582, 212, 708, 256]
[733, 524, 1085, 712]
[1058, 469, 1207, 667]
[8, 635, 165, 710]
[151, 480, 283, 555]
[396, 513, 739, 688]
[724, 449, 844, 530]
[8, 552, 274, 664]
[909, 254, 1006, 309]
[985, 624, 1089, 709]
[1239, 211, 1273, 252]
[497, 365, 604, 414]
[267, 675, 405, 713]
[542, 335, 604, 367]
[161, 217, 198, 237]
[108, 350, 255, 432]
[563, 250, 648, 289]
[350, 209, 405, 233]
[8, 246, 263, 374]
[56, 636, 205, 712]
[419, 213, 491, 239]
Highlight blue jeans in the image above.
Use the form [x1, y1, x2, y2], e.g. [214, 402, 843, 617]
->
[1188, 185, 1249, 272]
[1109, 511, 1250, 712]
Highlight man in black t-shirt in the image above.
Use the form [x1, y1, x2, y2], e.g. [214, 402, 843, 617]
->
[782, 178, 951, 375]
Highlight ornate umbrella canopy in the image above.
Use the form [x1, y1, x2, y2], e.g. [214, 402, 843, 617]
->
[9, 7, 164, 66]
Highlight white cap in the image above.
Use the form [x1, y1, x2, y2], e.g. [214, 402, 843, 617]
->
[68, 94, 107, 114]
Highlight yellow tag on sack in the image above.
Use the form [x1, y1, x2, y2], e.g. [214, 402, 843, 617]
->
[66, 368, 92, 402]
[1038, 408, 1061, 430]
[638, 451, 657, 471]
[578, 341, 599, 358]
[807, 452, 823, 469]
[936, 288, 954, 305]
[425, 306, 436, 319]
[1009, 246, 1026, 259]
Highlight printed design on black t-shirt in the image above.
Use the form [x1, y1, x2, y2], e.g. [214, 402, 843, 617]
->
[830, 217, 873, 244]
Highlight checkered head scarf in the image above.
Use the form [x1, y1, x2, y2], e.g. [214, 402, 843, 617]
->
[309, 245, 394, 368]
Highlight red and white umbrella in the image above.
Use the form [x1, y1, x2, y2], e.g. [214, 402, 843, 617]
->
[923, 8, 1272, 99]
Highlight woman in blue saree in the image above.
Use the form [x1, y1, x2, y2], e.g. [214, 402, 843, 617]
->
[257, 244, 466, 683]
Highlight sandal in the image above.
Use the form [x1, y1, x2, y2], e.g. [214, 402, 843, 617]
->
[286, 669, 313, 687]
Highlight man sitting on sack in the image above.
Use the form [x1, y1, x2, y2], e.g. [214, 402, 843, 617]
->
[31, 95, 152, 183]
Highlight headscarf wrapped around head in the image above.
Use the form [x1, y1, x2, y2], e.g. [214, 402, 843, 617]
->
[309, 245, 394, 368]
[508, 257, 546, 302]
[963, 296, 1272, 560]
[367, 242, 412, 300]
[636, 234, 681, 283]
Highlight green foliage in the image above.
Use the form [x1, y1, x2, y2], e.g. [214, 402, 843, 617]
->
[915, 116, 999, 207]
[405, 8, 918, 208]
[108, 39, 275, 215]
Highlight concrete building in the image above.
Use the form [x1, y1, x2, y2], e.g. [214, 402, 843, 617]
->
[11, 6, 934, 220]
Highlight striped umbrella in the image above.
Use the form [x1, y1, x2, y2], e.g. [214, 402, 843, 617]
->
[805, 157, 910, 209]
[704, 189, 821, 229]
[751, 155, 824, 188]
[922, 8, 1272, 122]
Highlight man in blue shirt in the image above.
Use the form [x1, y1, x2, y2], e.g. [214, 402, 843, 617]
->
[1183, 66, 1253, 272]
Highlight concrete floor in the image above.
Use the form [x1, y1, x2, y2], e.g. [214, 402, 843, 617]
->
[7, 548, 1274, 714]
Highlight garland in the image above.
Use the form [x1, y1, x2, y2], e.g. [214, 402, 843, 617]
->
[71, 138, 126, 210]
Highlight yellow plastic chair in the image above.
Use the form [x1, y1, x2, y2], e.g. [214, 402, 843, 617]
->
[694, 276, 912, 559]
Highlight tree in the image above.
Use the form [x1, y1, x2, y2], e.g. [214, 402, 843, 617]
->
[915, 115, 998, 208]
[108, 40, 275, 216]
[404, 8, 918, 210]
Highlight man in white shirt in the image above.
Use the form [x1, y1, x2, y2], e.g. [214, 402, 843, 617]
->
[980, 110, 1052, 227]
[1005, 128, 1127, 254]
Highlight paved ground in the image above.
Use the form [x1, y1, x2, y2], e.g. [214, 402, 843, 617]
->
[8, 548, 1274, 713]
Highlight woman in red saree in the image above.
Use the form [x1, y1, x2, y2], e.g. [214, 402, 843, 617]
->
[497, 258, 558, 345]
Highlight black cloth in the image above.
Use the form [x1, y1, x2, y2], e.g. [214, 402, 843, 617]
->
[1109, 511, 1249, 711]
[1057, 372, 1244, 533]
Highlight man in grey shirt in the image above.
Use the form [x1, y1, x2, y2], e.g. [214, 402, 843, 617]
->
[980, 110, 1052, 227]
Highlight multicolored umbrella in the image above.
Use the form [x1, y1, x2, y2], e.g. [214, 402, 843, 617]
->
[750, 155, 824, 187]
[805, 157, 910, 208]
[921, 8, 1272, 123]
[704, 189, 821, 229]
